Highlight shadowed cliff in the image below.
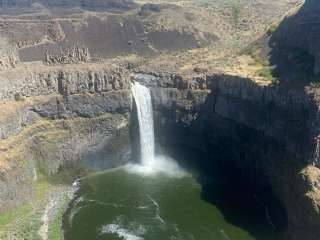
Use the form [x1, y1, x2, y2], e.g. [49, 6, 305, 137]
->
[261, 0, 320, 82]
[131, 71, 320, 240]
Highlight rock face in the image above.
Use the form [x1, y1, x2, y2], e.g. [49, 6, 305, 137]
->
[132, 72, 320, 240]
[0, 64, 130, 101]
[0, 64, 132, 212]
[45, 44, 90, 65]
[270, 0, 320, 75]
[0, 38, 19, 70]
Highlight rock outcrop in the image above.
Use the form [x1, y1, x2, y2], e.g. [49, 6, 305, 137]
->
[0, 38, 19, 71]
[45, 44, 90, 65]
[0, 63, 130, 101]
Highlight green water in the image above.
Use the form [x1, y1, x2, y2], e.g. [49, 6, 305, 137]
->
[63, 166, 278, 240]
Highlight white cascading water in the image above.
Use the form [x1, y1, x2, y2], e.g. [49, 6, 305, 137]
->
[130, 81, 185, 176]
[131, 81, 155, 166]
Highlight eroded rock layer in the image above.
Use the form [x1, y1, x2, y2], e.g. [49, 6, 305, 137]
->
[0, 64, 132, 211]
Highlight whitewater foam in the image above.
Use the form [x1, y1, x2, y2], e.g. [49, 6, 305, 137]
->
[125, 155, 187, 177]
[100, 224, 145, 240]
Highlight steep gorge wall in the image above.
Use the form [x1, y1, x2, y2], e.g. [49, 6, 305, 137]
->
[270, 0, 320, 76]
[1, 64, 320, 239]
[0, 64, 132, 212]
[132, 72, 320, 240]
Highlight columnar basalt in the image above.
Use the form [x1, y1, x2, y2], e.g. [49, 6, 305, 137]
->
[0, 38, 19, 71]
[0, 64, 130, 101]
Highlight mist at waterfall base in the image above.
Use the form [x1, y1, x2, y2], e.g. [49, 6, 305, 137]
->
[63, 82, 280, 240]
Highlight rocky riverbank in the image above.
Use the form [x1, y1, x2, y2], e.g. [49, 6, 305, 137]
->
[0, 175, 73, 240]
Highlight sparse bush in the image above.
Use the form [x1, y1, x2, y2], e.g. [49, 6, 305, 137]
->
[247, 46, 261, 62]
[194, 67, 208, 74]
[115, 15, 124, 27]
[247, 45, 271, 67]
[267, 22, 279, 36]
[256, 67, 274, 81]
[14, 93, 25, 102]
[198, 0, 212, 8]
[232, 1, 241, 26]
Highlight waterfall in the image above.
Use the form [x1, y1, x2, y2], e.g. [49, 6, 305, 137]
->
[131, 81, 155, 166]
[130, 81, 184, 175]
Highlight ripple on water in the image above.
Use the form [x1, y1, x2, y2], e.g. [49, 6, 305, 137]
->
[64, 165, 276, 240]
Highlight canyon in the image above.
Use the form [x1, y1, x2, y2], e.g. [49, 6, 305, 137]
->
[0, 0, 320, 239]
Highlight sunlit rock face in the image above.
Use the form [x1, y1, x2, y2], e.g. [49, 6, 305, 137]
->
[0, 65, 132, 212]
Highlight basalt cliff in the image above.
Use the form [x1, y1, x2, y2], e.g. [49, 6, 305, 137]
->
[0, 0, 319, 240]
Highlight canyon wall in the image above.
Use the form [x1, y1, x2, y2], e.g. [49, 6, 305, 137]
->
[132, 72, 320, 240]
[0, 64, 132, 211]
[1, 64, 320, 239]
[269, 0, 320, 76]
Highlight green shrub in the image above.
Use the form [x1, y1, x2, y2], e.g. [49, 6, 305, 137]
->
[256, 67, 274, 80]
[267, 22, 279, 36]
[232, 2, 241, 25]
[14, 93, 25, 101]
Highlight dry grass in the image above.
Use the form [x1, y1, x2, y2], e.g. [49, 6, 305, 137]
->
[0, 96, 50, 121]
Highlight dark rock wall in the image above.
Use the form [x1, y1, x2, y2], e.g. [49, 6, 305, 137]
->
[132, 72, 320, 240]
[270, 0, 320, 75]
